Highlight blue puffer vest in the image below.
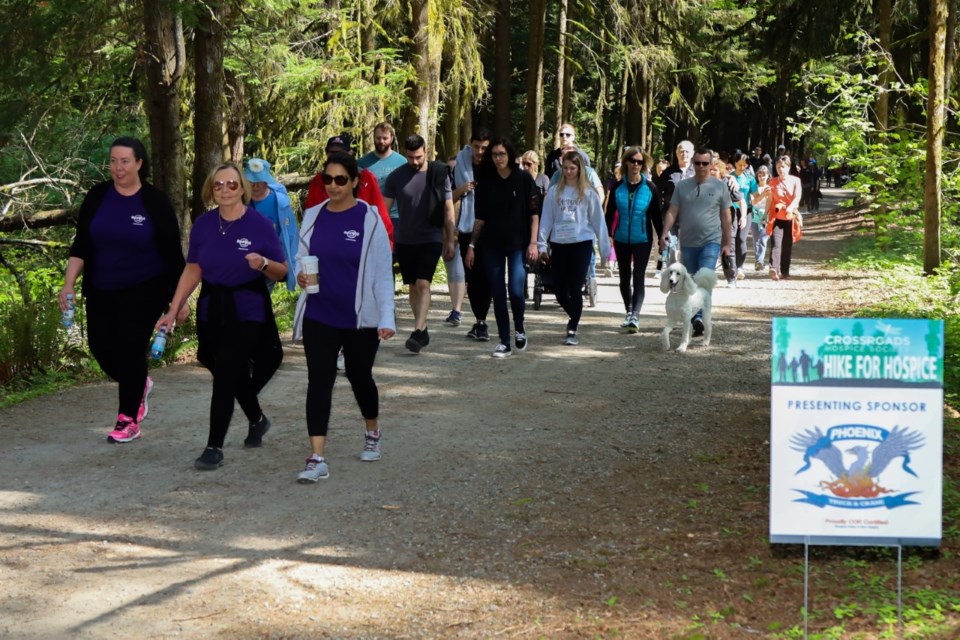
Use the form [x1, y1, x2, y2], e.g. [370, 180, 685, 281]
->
[613, 177, 653, 244]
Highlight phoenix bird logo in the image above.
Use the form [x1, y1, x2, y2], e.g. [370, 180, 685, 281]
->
[790, 426, 924, 498]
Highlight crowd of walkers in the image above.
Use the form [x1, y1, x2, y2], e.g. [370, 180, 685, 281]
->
[58, 127, 826, 481]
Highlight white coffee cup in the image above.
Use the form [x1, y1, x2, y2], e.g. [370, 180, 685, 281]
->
[300, 256, 319, 294]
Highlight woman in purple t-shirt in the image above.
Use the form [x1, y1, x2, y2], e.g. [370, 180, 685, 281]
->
[291, 152, 396, 483]
[60, 137, 185, 444]
[158, 162, 287, 471]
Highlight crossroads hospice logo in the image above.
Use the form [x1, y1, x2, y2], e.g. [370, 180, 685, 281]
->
[789, 422, 925, 510]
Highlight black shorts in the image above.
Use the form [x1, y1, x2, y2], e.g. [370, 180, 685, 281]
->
[395, 242, 442, 285]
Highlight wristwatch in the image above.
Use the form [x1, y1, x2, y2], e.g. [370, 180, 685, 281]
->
[468, 243, 476, 249]
[259, 257, 269, 272]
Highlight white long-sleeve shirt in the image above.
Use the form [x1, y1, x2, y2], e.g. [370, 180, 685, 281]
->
[538, 185, 610, 259]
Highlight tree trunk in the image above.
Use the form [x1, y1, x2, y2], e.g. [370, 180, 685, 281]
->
[945, 0, 958, 106]
[224, 68, 245, 162]
[554, 0, 568, 136]
[493, 0, 511, 137]
[191, 1, 226, 221]
[142, 0, 187, 237]
[403, 0, 443, 156]
[925, 0, 947, 274]
[875, 0, 894, 133]
[524, 0, 546, 154]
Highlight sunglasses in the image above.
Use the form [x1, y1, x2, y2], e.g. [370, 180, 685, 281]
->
[213, 180, 240, 192]
[693, 161, 711, 167]
[559, 132, 573, 138]
[321, 173, 351, 186]
[626, 158, 644, 166]
[522, 161, 535, 167]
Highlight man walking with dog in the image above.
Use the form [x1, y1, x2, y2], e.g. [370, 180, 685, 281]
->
[658, 148, 733, 337]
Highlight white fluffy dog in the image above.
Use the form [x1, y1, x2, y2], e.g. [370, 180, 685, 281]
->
[659, 263, 718, 352]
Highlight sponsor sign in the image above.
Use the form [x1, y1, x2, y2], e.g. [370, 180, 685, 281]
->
[769, 318, 943, 546]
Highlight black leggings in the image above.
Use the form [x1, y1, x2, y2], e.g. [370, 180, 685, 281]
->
[302, 318, 381, 438]
[770, 219, 794, 277]
[198, 321, 281, 448]
[614, 241, 653, 314]
[85, 277, 168, 418]
[550, 240, 593, 331]
[459, 233, 491, 322]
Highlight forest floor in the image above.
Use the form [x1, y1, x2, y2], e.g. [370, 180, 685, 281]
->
[1, 188, 958, 639]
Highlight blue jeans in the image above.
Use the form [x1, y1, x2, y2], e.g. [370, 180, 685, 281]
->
[680, 242, 720, 322]
[482, 246, 526, 345]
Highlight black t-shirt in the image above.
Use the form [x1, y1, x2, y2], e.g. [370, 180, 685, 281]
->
[475, 168, 540, 250]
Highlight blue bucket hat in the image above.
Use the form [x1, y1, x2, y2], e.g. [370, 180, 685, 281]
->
[244, 158, 274, 184]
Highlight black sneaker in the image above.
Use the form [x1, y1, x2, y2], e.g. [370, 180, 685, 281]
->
[692, 317, 705, 337]
[515, 332, 527, 351]
[466, 323, 481, 340]
[418, 328, 430, 348]
[194, 447, 224, 470]
[244, 414, 271, 448]
[475, 323, 490, 342]
[405, 329, 423, 353]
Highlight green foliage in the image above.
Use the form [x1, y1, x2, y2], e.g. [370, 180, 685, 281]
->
[0, 299, 86, 390]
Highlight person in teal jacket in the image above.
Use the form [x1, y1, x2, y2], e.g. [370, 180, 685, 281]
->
[245, 158, 300, 291]
[603, 146, 662, 333]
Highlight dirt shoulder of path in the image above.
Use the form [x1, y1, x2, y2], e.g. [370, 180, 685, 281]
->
[1, 189, 957, 639]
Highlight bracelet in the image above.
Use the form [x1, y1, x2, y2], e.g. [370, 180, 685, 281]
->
[468, 243, 476, 249]
[259, 257, 269, 272]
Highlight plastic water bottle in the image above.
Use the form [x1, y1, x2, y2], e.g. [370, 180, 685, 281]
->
[150, 327, 168, 360]
[62, 294, 76, 328]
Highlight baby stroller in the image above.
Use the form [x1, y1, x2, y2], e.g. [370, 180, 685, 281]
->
[529, 253, 554, 311]
[529, 250, 597, 310]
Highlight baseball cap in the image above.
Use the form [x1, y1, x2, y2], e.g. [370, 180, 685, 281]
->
[325, 134, 353, 152]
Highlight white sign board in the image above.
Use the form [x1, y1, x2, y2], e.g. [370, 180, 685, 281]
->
[769, 318, 943, 546]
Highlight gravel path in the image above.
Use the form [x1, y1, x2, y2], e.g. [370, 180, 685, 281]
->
[3, 188, 914, 639]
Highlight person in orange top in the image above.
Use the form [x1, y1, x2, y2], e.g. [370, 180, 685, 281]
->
[305, 134, 394, 248]
[760, 154, 802, 281]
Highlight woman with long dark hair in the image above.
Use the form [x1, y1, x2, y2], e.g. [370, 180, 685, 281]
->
[291, 152, 395, 482]
[60, 137, 185, 443]
[465, 138, 540, 357]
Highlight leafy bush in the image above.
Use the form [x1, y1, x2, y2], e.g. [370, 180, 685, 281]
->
[0, 299, 86, 388]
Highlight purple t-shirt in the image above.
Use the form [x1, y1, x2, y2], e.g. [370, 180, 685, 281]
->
[88, 187, 165, 290]
[305, 202, 366, 328]
[187, 207, 285, 323]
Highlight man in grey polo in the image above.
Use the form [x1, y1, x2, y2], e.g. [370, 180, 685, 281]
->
[658, 147, 732, 336]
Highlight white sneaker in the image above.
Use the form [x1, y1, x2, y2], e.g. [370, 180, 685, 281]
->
[336, 350, 345, 371]
[297, 455, 329, 483]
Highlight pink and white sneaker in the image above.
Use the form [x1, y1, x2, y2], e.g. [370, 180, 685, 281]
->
[107, 414, 141, 443]
[137, 376, 154, 423]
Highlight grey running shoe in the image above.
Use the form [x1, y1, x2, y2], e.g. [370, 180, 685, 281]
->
[297, 456, 330, 483]
[564, 331, 579, 346]
[194, 447, 224, 470]
[627, 315, 639, 334]
[620, 312, 632, 328]
[492, 343, 512, 358]
[336, 349, 345, 370]
[360, 431, 382, 462]
[515, 332, 527, 351]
